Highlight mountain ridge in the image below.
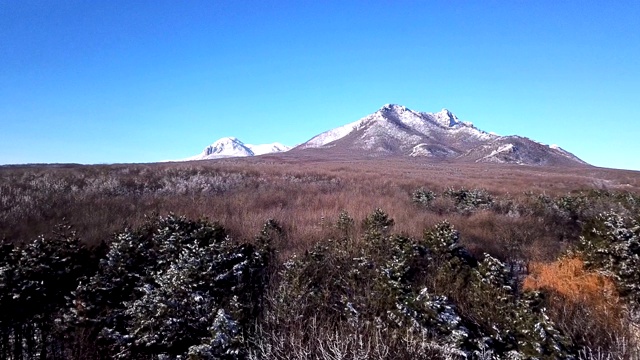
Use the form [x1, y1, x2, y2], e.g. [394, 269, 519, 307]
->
[292, 104, 586, 166]
[181, 104, 586, 166]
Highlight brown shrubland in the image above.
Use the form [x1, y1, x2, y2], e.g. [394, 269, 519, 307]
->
[524, 257, 637, 355]
[523, 257, 619, 310]
[2, 157, 639, 256]
[2, 155, 640, 358]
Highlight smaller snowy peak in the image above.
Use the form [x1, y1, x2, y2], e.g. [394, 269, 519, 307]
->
[201, 137, 254, 158]
[183, 137, 290, 161]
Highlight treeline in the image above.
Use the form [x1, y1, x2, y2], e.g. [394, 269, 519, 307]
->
[1, 203, 639, 359]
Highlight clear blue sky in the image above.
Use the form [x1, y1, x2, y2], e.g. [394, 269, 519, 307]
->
[1, 1, 639, 170]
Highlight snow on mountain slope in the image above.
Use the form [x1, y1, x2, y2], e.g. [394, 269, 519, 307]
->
[184, 137, 290, 160]
[293, 104, 586, 166]
[548, 144, 587, 164]
[175, 104, 586, 166]
[296, 104, 496, 156]
[298, 118, 366, 149]
[299, 104, 490, 150]
[246, 142, 290, 156]
[463, 136, 587, 166]
[410, 143, 459, 158]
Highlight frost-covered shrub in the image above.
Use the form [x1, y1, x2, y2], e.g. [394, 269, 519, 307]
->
[156, 171, 247, 196]
[555, 194, 588, 219]
[444, 187, 494, 213]
[261, 212, 473, 356]
[335, 210, 355, 239]
[579, 212, 640, 317]
[422, 222, 573, 358]
[412, 188, 437, 207]
[466, 256, 573, 357]
[73, 214, 272, 359]
[260, 211, 575, 359]
[530, 191, 640, 237]
[248, 317, 467, 360]
[362, 208, 395, 238]
[0, 224, 93, 360]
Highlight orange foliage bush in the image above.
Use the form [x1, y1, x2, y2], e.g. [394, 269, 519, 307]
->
[523, 257, 631, 350]
[523, 257, 619, 312]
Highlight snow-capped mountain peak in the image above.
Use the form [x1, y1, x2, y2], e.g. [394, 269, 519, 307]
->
[177, 104, 586, 167]
[293, 104, 585, 166]
[183, 137, 290, 160]
[431, 108, 460, 127]
[379, 104, 408, 113]
[298, 104, 494, 153]
[202, 137, 253, 158]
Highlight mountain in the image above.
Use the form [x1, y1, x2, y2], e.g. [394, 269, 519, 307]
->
[184, 137, 290, 160]
[297, 104, 495, 157]
[179, 104, 586, 166]
[294, 104, 587, 166]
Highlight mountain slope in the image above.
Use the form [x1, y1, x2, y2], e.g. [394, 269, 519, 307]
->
[179, 104, 586, 166]
[294, 104, 586, 166]
[463, 136, 587, 165]
[298, 104, 495, 155]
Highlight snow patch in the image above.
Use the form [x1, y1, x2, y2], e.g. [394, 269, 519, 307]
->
[477, 143, 518, 164]
[410, 144, 432, 157]
[492, 143, 515, 156]
[410, 144, 456, 157]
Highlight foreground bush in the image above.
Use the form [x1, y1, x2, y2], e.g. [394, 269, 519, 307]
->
[3, 208, 640, 359]
[523, 257, 633, 355]
[71, 215, 273, 359]
[0, 215, 274, 360]
[579, 213, 640, 315]
[254, 210, 574, 359]
[0, 225, 94, 359]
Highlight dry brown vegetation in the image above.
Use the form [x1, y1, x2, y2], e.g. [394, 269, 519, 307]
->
[524, 257, 632, 352]
[2, 156, 640, 358]
[524, 257, 620, 313]
[2, 156, 639, 253]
